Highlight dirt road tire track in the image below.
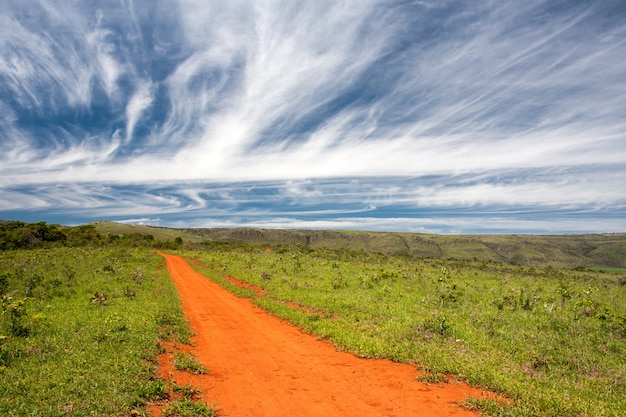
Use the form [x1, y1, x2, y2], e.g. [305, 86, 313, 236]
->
[160, 253, 489, 416]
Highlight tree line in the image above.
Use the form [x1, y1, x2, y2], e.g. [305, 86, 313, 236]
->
[0, 221, 183, 250]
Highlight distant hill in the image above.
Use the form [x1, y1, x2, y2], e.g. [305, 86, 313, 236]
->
[91, 221, 626, 269]
[91, 221, 200, 242]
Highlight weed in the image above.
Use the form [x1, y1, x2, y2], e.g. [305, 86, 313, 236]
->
[140, 379, 170, 401]
[556, 282, 572, 305]
[0, 334, 11, 367]
[418, 313, 450, 338]
[0, 274, 8, 293]
[163, 399, 217, 417]
[1, 293, 30, 336]
[90, 291, 108, 305]
[174, 352, 207, 374]
[156, 311, 193, 343]
[173, 383, 202, 399]
[358, 274, 375, 289]
[24, 273, 43, 297]
[416, 372, 449, 385]
[157, 311, 180, 326]
[518, 289, 536, 311]
[132, 267, 145, 284]
[261, 270, 272, 281]
[331, 275, 348, 289]
[614, 316, 626, 338]
[461, 397, 507, 415]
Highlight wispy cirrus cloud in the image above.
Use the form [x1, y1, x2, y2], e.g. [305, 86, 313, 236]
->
[0, 0, 625, 233]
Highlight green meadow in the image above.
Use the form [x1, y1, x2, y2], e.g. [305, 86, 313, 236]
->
[1, 221, 625, 416]
[0, 245, 208, 416]
[183, 243, 626, 417]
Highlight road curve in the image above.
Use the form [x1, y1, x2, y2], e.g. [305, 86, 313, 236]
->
[160, 253, 487, 417]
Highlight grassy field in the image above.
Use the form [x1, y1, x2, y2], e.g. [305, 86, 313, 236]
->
[0, 246, 212, 417]
[183, 243, 626, 417]
[2, 221, 625, 416]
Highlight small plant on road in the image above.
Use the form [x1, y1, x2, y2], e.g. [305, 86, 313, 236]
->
[163, 399, 217, 417]
[174, 352, 207, 374]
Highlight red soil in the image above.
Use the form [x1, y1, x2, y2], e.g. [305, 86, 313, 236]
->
[226, 276, 266, 297]
[157, 253, 493, 417]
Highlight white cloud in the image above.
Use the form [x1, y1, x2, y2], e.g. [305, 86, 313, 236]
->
[0, 3, 98, 108]
[115, 217, 162, 225]
[125, 81, 154, 141]
[1, 0, 625, 233]
[177, 215, 626, 235]
[86, 10, 124, 99]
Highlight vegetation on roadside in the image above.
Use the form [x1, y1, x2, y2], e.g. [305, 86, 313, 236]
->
[183, 243, 626, 417]
[0, 244, 192, 416]
[154, 346, 216, 417]
[162, 399, 217, 417]
[174, 352, 208, 375]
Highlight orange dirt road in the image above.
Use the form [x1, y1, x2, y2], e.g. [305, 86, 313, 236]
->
[161, 253, 489, 417]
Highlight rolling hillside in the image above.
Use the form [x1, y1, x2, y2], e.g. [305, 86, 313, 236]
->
[91, 222, 626, 268]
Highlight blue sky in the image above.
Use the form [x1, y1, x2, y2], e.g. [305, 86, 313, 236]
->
[1, 0, 625, 234]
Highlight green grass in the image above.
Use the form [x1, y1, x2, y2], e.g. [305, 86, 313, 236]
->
[172, 383, 202, 399]
[0, 247, 191, 416]
[182, 244, 626, 417]
[162, 399, 217, 417]
[174, 352, 208, 375]
[589, 267, 626, 274]
[416, 371, 449, 385]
